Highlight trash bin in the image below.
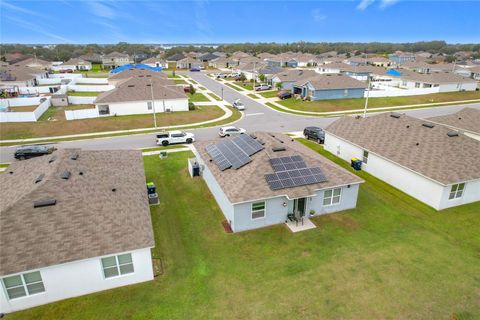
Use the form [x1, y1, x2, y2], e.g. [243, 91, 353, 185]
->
[148, 193, 159, 205]
[351, 157, 362, 171]
[147, 182, 156, 194]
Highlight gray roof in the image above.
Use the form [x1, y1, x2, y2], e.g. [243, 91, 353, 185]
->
[195, 132, 363, 204]
[427, 108, 480, 135]
[96, 76, 185, 104]
[0, 65, 46, 81]
[104, 51, 130, 58]
[63, 58, 91, 66]
[273, 69, 317, 82]
[390, 70, 477, 84]
[109, 68, 168, 80]
[295, 74, 367, 90]
[325, 112, 480, 185]
[0, 149, 154, 276]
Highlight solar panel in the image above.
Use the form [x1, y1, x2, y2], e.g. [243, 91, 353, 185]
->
[265, 156, 328, 190]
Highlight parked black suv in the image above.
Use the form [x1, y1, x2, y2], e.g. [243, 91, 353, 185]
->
[277, 90, 292, 100]
[14, 145, 56, 160]
[303, 127, 325, 144]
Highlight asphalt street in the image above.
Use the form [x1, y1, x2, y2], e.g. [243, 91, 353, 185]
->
[1, 71, 479, 163]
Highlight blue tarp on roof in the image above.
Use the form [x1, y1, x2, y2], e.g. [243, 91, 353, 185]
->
[110, 63, 162, 74]
[385, 69, 402, 77]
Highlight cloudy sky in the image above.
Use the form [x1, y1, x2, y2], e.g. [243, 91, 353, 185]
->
[1, 0, 479, 44]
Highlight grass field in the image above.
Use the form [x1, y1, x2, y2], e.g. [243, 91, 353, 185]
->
[226, 83, 245, 91]
[259, 90, 279, 98]
[10, 144, 480, 320]
[234, 81, 253, 90]
[67, 90, 101, 97]
[0, 106, 224, 140]
[189, 92, 210, 102]
[174, 79, 188, 84]
[247, 93, 260, 99]
[278, 91, 480, 113]
[8, 105, 38, 112]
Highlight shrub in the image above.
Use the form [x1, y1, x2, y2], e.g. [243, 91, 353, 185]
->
[188, 102, 196, 111]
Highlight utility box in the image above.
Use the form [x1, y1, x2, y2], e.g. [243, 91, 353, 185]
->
[188, 158, 201, 177]
[351, 157, 362, 171]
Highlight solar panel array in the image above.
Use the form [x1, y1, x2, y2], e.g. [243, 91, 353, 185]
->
[206, 134, 265, 171]
[265, 156, 328, 190]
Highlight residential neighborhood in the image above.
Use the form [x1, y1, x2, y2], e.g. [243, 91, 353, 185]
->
[1, 0, 479, 319]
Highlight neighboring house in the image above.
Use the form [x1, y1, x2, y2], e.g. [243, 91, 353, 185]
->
[236, 62, 282, 81]
[0, 65, 48, 87]
[295, 53, 319, 67]
[198, 52, 219, 63]
[230, 51, 251, 60]
[102, 52, 133, 69]
[469, 66, 480, 80]
[0, 149, 155, 313]
[317, 63, 385, 80]
[55, 58, 92, 71]
[270, 69, 317, 90]
[209, 56, 238, 69]
[388, 52, 416, 65]
[94, 76, 188, 116]
[292, 74, 366, 100]
[78, 53, 103, 63]
[193, 132, 363, 232]
[257, 52, 278, 60]
[427, 107, 480, 141]
[344, 57, 367, 66]
[165, 53, 185, 69]
[383, 70, 477, 92]
[107, 68, 168, 86]
[367, 57, 391, 67]
[16, 57, 52, 70]
[324, 112, 480, 210]
[176, 57, 202, 69]
[399, 61, 434, 74]
[141, 57, 167, 69]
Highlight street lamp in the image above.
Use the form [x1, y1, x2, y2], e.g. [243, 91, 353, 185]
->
[221, 87, 224, 101]
[363, 75, 371, 118]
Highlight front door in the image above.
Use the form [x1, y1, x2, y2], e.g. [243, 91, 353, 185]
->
[293, 198, 306, 217]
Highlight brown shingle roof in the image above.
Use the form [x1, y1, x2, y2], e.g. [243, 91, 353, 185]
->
[325, 112, 480, 185]
[427, 108, 480, 135]
[108, 68, 168, 80]
[0, 149, 154, 276]
[295, 74, 367, 90]
[195, 132, 363, 204]
[0, 65, 46, 81]
[95, 76, 185, 104]
[273, 69, 317, 82]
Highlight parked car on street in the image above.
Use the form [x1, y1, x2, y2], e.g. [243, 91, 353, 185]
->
[156, 130, 195, 146]
[277, 90, 292, 100]
[254, 83, 272, 91]
[219, 126, 246, 137]
[14, 145, 56, 160]
[190, 67, 201, 72]
[303, 126, 325, 144]
[216, 73, 226, 78]
[232, 99, 245, 110]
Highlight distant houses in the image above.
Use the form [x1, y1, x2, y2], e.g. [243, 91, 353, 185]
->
[0, 149, 155, 313]
[0, 65, 49, 87]
[102, 52, 133, 69]
[324, 112, 480, 210]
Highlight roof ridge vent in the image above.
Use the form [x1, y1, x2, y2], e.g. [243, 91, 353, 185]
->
[272, 146, 286, 152]
[60, 171, 71, 180]
[390, 113, 401, 118]
[447, 131, 459, 137]
[70, 152, 79, 160]
[33, 199, 56, 208]
[48, 156, 57, 163]
[35, 174, 45, 184]
[128, 84, 135, 87]
[422, 123, 435, 128]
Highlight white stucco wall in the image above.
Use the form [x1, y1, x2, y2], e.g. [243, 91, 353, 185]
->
[324, 132, 479, 210]
[0, 248, 153, 313]
[438, 82, 477, 92]
[96, 98, 188, 116]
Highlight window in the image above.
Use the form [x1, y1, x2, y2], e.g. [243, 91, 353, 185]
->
[401, 81, 407, 87]
[415, 82, 421, 88]
[98, 105, 110, 115]
[343, 89, 349, 96]
[2, 271, 45, 300]
[362, 150, 369, 164]
[449, 183, 465, 200]
[101, 253, 134, 278]
[323, 188, 341, 206]
[147, 101, 153, 110]
[251, 201, 266, 219]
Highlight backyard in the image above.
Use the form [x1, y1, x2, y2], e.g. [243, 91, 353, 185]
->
[0, 105, 224, 140]
[9, 145, 480, 320]
[278, 91, 480, 113]
[67, 90, 101, 97]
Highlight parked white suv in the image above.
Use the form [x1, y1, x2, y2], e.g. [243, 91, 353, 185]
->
[156, 131, 195, 146]
[254, 83, 272, 91]
[219, 126, 246, 137]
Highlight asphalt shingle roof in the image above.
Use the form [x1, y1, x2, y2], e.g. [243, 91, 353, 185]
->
[427, 108, 480, 135]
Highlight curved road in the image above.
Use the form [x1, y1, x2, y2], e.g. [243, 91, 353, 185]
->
[1, 71, 479, 163]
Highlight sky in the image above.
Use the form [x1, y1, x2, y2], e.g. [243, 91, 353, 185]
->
[0, 0, 479, 44]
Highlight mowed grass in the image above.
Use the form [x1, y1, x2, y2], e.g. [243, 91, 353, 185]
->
[67, 90, 101, 97]
[234, 81, 253, 90]
[279, 90, 480, 113]
[0, 106, 224, 140]
[259, 90, 279, 98]
[188, 92, 210, 102]
[10, 146, 480, 320]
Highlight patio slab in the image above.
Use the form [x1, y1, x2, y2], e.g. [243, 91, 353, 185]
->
[285, 218, 317, 233]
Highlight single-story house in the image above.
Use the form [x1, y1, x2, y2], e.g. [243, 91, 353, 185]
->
[16, 57, 52, 70]
[198, 52, 219, 62]
[193, 132, 363, 232]
[270, 69, 317, 90]
[469, 66, 480, 80]
[292, 74, 367, 100]
[427, 107, 480, 141]
[165, 53, 185, 69]
[0, 65, 49, 87]
[388, 52, 416, 65]
[55, 58, 92, 71]
[102, 52, 133, 69]
[344, 57, 368, 66]
[108, 68, 168, 86]
[0, 149, 155, 313]
[324, 112, 480, 210]
[366, 57, 391, 67]
[141, 57, 167, 69]
[398, 61, 434, 74]
[317, 63, 385, 80]
[236, 62, 283, 81]
[383, 70, 477, 92]
[229, 51, 251, 60]
[176, 57, 202, 69]
[295, 53, 320, 67]
[95, 76, 188, 116]
[209, 56, 238, 69]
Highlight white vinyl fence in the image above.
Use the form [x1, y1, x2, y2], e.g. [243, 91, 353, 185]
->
[365, 84, 440, 98]
[19, 86, 60, 94]
[0, 97, 51, 123]
[65, 108, 99, 120]
[50, 73, 84, 79]
[37, 78, 62, 85]
[67, 96, 97, 104]
[73, 78, 108, 85]
[67, 84, 114, 92]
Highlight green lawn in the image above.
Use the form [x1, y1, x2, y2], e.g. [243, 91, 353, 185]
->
[279, 91, 480, 113]
[189, 92, 210, 102]
[247, 93, 260, 99]
[234, 81, 253, 90]
[11, 143, 480, 319]
[209, 93, 222, 101]
[225, 83, 245, 91]
[174, 79, 188, 84]
[259, 90, 279, 98]
[67, 90, 101, 97]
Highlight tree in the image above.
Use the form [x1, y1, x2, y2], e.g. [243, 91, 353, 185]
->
[276, 82, 283, 90]
[258, 74, 266, 82]
[189, 84, 196, 95]
[445, 55, 456, 63]
[238, 73, 246, 82]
